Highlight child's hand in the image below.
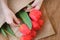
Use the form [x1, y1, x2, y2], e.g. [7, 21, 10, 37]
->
[1, 0, 20, 26]
[31, 0, 43, 10]
[4, 8, 20, 26]
[25, 0, 43, 12]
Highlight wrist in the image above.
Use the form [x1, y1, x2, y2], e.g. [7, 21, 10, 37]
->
[1, 0, 7, 4]
[1, 0, 8, 9]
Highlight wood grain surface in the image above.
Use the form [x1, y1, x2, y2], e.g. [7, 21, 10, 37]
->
[40, 0, 60, 40]
[0, 0, 59, 40]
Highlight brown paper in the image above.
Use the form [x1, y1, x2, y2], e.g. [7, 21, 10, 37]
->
[0, 33, 9, 40]
[0, 2, 5, 28]
[34, 6, 55, 40]
[0, 0, 33, 28]
[8, 0, 34, 13]
[0, 0, 55, 40]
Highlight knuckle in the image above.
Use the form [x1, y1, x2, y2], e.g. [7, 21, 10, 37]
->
[6, 20, 13, 24]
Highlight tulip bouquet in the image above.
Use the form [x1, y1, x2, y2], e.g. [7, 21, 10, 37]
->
[0, 8, 44, 40]
[17, 8, 44, 40]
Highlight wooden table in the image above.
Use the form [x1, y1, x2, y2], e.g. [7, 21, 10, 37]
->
[0, 0, 60, 40]
[40, 0, 60, 40]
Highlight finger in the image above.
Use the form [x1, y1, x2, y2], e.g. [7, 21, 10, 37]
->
[35, 0, 43, 10]
[5, 15, 13, 24]
[31, 0, 39, 7]
[34, 5, 40, 10]
[5, 18, 18, 26]
[6, 18, 18, 27]
[11, 22, 18, 27]
[13, 15, 20, 24]
[11, 11, 20, 24]
[8, 19, 19, 27]
[25, 7, 32, 12]
[24, 7, 28, 12]
[24, 5, 32, 12]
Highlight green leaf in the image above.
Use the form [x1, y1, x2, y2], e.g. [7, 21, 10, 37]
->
[5, 23, 15, 36]
[1, 23, 15, 36]
[16, 10, 32, 29]
[1, 28, 7, 37]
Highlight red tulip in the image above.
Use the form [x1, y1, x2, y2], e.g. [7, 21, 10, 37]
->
[20, 34, 32, 40]
[19, 24, 31, 35]
[32, 21, 41, 31]
[31, 30, 36, 38]
[29, 9, 42, 21]
[38, 19, 44, 26]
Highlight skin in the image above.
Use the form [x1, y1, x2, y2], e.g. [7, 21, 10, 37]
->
[26, 0, 43, 12]
[1, 0, 43, 26]
[31, 0, 43, 10]
[1, 0, 20, 26]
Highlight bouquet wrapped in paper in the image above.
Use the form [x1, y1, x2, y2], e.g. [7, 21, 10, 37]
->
[0, 0, 55, 40]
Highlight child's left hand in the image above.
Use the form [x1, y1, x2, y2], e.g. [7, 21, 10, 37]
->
[25, 0, 43, 12]
[31, 0, 43, 10]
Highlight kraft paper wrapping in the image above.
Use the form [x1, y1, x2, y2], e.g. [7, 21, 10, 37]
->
[0, 2, 5, 28]
[0, 0, 55, 40]
[34, 6, 55, 40]
[0, 0, 34, 28]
